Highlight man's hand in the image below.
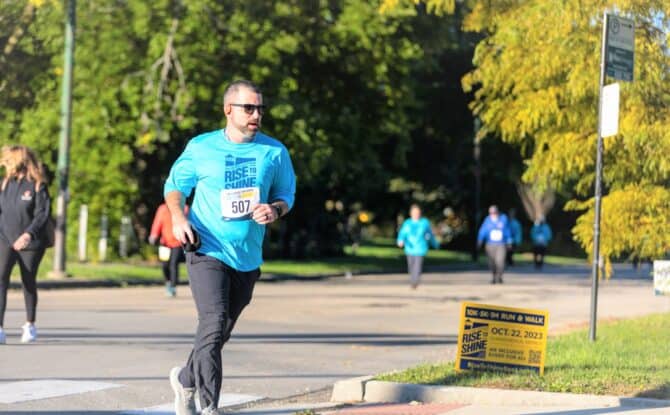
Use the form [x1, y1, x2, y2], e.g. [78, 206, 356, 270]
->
[148, 235, 158, 246]
[13, 232, 31, 251]
[171, 214, 194, 245]
[397, 241, 404, 248]
[165, 191, 192, 244]
[251, 203, 278, 225]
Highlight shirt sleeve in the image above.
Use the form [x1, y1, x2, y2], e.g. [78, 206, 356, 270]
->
[25, 183, 50, 240]
[268, 146, 296, 210]
[477, 220, 488, 244]
[149, 205, 164, 239]
[426, 222, 439, 249]
[397, 222, 408, 245]
[164, 141, 197, 198]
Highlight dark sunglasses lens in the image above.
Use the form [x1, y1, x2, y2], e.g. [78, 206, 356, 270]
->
[243, 105, 264, 115]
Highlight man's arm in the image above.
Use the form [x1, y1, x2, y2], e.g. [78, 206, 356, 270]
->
[165, 190, 193, 244]
[254, 145, 296, 225]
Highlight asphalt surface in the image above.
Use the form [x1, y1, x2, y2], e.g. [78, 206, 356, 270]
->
[0, 263, 667, 413]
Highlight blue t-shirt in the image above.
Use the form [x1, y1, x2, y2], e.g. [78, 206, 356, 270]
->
[477, 214, 512, 245]
[531, 223, 552, 246]
[164, 129, 296, 271]
[396, 218, 438, 257]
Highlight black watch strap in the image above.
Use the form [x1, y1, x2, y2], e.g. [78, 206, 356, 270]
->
[272, 204, 282, 218]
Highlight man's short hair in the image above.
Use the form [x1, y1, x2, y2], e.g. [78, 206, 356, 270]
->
[223, 80, 262, 106]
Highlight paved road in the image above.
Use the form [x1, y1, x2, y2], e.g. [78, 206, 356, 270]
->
[0, 264, 667, 413]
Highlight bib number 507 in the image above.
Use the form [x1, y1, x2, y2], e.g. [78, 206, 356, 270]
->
[231, 200, 251, 214]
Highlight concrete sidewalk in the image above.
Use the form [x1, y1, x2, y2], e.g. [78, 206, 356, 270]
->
[221, 378, 670, 415]
[323, 378, 670, 415]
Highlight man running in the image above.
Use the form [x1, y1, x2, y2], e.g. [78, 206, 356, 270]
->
[164, 80, 296, 415]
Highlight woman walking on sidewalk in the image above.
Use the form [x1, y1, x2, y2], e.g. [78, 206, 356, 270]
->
[0, 145, 51, 344]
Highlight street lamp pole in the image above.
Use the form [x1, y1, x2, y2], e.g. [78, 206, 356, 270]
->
[52, 0, 75, 278]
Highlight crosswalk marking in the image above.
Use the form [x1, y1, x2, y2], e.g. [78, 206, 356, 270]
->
[0, 380, 121, 404]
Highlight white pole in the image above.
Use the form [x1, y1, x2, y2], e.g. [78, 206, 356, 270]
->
[78, 204, 87, 262]
[98, 214, 108, 262]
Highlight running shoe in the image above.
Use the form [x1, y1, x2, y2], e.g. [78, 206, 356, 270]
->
[169, 366, 196, 415]
[166, 283, 176, 297]
[21, 323, 37, 343]
[201, 405, 220, 415]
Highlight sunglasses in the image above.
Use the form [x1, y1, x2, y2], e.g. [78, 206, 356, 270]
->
[230, 103, 266, 115]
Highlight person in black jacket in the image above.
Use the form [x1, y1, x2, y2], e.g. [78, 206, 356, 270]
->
[0, 145, 51, 344]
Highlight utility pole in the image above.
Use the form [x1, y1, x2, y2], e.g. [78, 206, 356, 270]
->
[51, 0, 75, 278]
[589, 12, 608, 340]
[590, 12, 634, 341]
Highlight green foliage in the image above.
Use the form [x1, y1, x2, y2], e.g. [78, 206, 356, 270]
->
[461, 1, 670, 264]
[400, 0, 670, 262]
[1, 0, 476, 258]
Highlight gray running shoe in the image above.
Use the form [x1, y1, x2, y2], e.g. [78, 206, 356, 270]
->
[201, 405, 220, 415]
[169, 366, 196, 415]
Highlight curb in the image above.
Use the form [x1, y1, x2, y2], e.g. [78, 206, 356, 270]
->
[331, 378, 670, 409]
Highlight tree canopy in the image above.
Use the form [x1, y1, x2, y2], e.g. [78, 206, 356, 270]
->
[1, 0, 487, 258]
[387, 0, 670, 266]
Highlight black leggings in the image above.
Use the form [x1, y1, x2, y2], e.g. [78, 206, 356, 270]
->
[162, 247, 184, 286]
[0, 240, 45, 326]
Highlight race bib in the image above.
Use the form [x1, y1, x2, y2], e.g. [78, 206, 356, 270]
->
[158, 245, 171, 262]
[221, 187, 260, 220]
[489, 229, 503, 242]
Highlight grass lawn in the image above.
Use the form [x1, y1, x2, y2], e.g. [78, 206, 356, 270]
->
[30, 239, 586, 282]
[378, 313, 670, 399]
[33, 240, 473, 282]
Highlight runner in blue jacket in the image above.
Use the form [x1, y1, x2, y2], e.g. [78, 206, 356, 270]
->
[477, 205, 512, 284]
[397, 204, 439, 289]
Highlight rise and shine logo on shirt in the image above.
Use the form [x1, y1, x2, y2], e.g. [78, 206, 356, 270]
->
[224, 155, 256, 189]
[20, 190, 33, 201]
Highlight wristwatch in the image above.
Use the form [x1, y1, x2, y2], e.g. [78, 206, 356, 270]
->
[272, 204, 282, 218]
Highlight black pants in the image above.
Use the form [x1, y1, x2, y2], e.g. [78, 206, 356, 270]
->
[178, 253, 260, 409]
[162, 247, 184, 287]
[506, 244, 517, 266]
[533, 245, 547, 268]
[0, 240, 45, 326]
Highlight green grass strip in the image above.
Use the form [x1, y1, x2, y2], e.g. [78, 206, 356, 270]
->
[378, 313, 670, 399]
[32, 240, 585, 281]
